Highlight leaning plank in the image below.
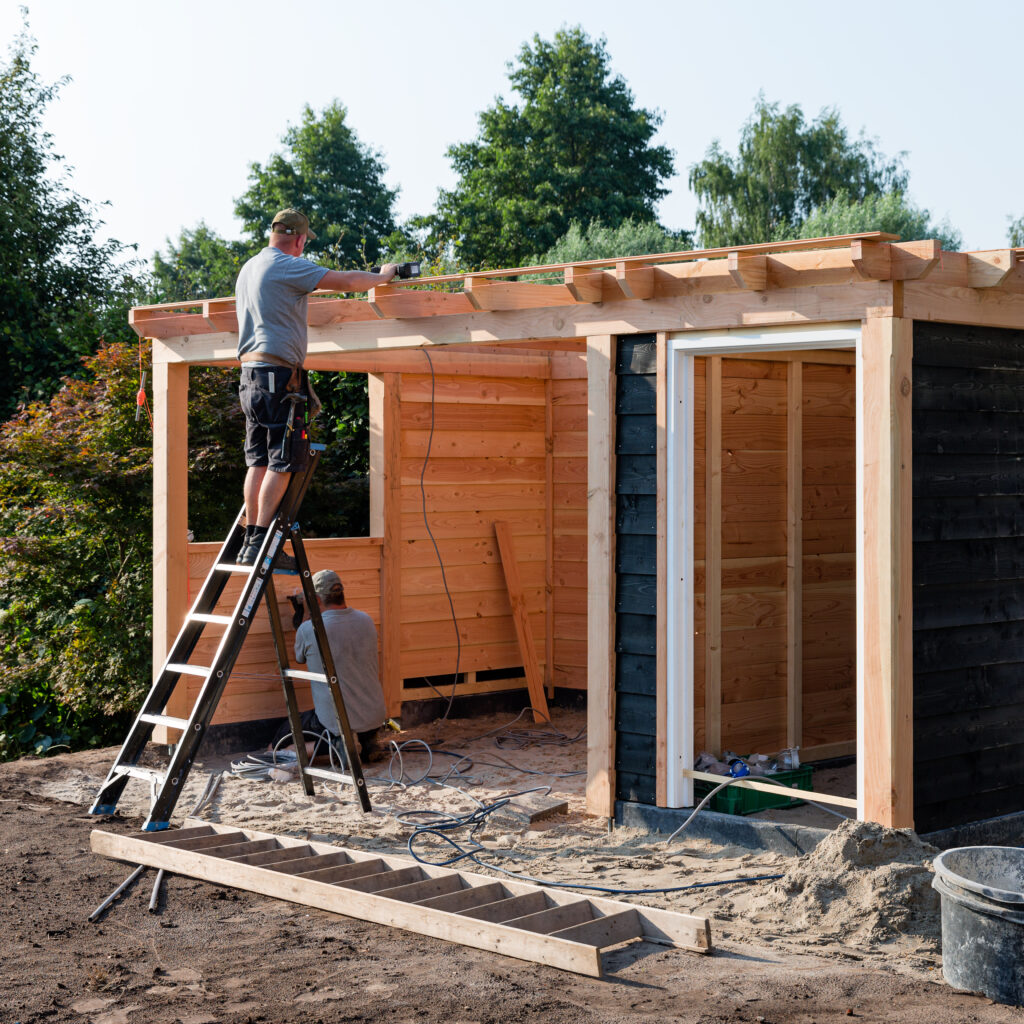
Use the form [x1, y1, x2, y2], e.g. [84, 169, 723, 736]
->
[91, 823, 711, 978]
[494, 520, 550, 723]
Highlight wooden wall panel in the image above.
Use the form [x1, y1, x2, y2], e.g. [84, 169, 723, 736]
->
[801, 362, 856, 750]
[398, 372, 548, 695]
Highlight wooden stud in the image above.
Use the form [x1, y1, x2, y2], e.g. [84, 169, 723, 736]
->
[152, 360, 190, 746]
[494, 520, 551, 723]
[786, 360, 803, 750]
[655, 332, 669, 806]
[377, 373, 403, 717]
[858, 317, 913, 828]
[704, 356, 723, 756]
[585, 335, 617, 818]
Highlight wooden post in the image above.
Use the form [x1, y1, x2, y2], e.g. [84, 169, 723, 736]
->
[704, 356, 722, 755]
[370, 373, 403, 717]
[494, 521, 550, 723]
[655, 333, 669, 806]
[585, 335, 617, 818]
[858, 317, 914, 827]
[786, 359, 804, 749]
[544, 372, 555, 698]
[152, 359, 189, 746]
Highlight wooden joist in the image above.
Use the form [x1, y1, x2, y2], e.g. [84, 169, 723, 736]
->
[91, 823, 712, 978]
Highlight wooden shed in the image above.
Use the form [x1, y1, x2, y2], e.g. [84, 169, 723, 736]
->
[132, 232, 1024, 837]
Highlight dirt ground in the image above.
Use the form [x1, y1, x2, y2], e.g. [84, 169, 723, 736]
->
[2, 708, 1022, 1023]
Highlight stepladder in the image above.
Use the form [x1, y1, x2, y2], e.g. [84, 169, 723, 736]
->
[90, 441, 373, 830]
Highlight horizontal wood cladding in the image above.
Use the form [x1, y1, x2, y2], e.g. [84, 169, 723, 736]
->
[912, 320, 1024, 833]
[614, 336, 658, 803]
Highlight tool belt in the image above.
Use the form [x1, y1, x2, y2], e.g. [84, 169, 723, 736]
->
[239, 351, 321, 417]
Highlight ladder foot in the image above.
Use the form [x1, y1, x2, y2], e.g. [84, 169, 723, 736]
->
[89, 803, 118, 815]
[142, 820, 171, 832]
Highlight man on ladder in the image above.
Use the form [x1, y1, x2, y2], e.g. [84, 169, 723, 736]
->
[88, 210, 394, 830]
[235, 208, 396, 566]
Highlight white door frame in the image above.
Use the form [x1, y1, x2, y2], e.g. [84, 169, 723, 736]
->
[665, 324, 863, 809]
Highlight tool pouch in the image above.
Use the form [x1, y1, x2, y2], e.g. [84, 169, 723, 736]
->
[286, 366, 322, 419]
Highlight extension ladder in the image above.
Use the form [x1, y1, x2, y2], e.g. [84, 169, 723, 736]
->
[90, 441, 372, 830]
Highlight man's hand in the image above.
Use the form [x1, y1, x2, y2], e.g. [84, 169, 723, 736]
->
[378, 263, 398, 282]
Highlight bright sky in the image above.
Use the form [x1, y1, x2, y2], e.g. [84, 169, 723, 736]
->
[3, 1, 1020, 264]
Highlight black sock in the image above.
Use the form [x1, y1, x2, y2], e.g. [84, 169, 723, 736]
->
[249, 526, 268, 548]
[244, 524, 256, 543]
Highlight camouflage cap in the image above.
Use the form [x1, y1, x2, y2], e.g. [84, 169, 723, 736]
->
[270, 208, 317, 240]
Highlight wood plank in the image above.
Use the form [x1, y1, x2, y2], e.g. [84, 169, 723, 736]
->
[507, 902, 594, 935]
[377, 374, 402, 716]
[458, 891, 549, 922]
[586, 335, 617, 817]
[416, 882, 507, 912]
[705, 356, 722, 755]
[681, 768, 858, 809]
[552, 909, 643, 948]
[859, 317, 913, 828]
[152, 362, 190, 745]
[787, 360, 803, 749]
[545, 376, 555, 696]
[265, 850, 352, 874]
[377, 874, 464, 903]
[464, 278, 578, 311]
[494, 520, 550, 723]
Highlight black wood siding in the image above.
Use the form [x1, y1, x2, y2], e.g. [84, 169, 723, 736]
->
[615, 336, 658, 804]
[913, 321, 1024, 832]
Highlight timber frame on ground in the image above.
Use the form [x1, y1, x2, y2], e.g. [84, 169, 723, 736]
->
[132, 232, 1024, 834]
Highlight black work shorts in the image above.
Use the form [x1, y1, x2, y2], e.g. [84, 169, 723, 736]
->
[239, 365, 310, 473]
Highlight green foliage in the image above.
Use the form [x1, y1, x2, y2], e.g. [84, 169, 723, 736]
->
[0, 19, 139, 419]
[150, 222, 257, 302]
[792, 190, 962, 251]
[689, 97, 908, 248]
[536, 217, 691, 264]
[234, 101, 398, 268]
[1009, 214, 1024, 247]
[427, 26, 674, 269]
[0, 340, 251, 758]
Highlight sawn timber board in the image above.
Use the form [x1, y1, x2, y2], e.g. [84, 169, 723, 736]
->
[91, 822, 712, 978]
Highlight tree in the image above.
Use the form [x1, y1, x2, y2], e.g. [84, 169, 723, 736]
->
[428, 27, 675, 269]
[0, 341, 249, 760]
[0, 21, 138, 418]
[1009, 215, 1024, 247]
[535, 217, 691, 264]
[793, 190, 962, 251]
[150, 222, 257, 302]
[689, 97, 909, 248]
[234, 101, 398, 268]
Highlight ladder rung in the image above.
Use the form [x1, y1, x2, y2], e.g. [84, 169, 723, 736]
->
[284, 668, 328, 683]
[166, 663, 211, 678]
[190, 613, 233, 625]
[139, 713, 191, 731]
[214, 562, 253, 574]
[303, 766, 355, 785]
[114, 765, 166, 784]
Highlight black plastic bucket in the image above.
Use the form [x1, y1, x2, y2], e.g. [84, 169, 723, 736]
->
[932, 846, 1024, 1006]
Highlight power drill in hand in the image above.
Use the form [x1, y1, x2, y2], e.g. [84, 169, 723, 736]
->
[371, 261, 422, 279]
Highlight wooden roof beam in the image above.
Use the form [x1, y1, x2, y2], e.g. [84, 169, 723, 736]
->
[463, 277, 578, 311]
[612, 261, 655, 300]
[727, 252, 768, 291]
[563, 267, 607, 303]
[967, 249, 1016, 288]
[367, 285, 475, 319]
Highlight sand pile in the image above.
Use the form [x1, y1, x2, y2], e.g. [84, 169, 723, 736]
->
[750, 819, 941, 946]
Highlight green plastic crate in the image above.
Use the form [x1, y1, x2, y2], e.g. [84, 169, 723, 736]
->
[693, 764, 814, 815]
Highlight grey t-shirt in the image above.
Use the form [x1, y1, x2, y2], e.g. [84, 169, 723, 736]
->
[235, 247, 328, 366]
[294, 607, 385, 735]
